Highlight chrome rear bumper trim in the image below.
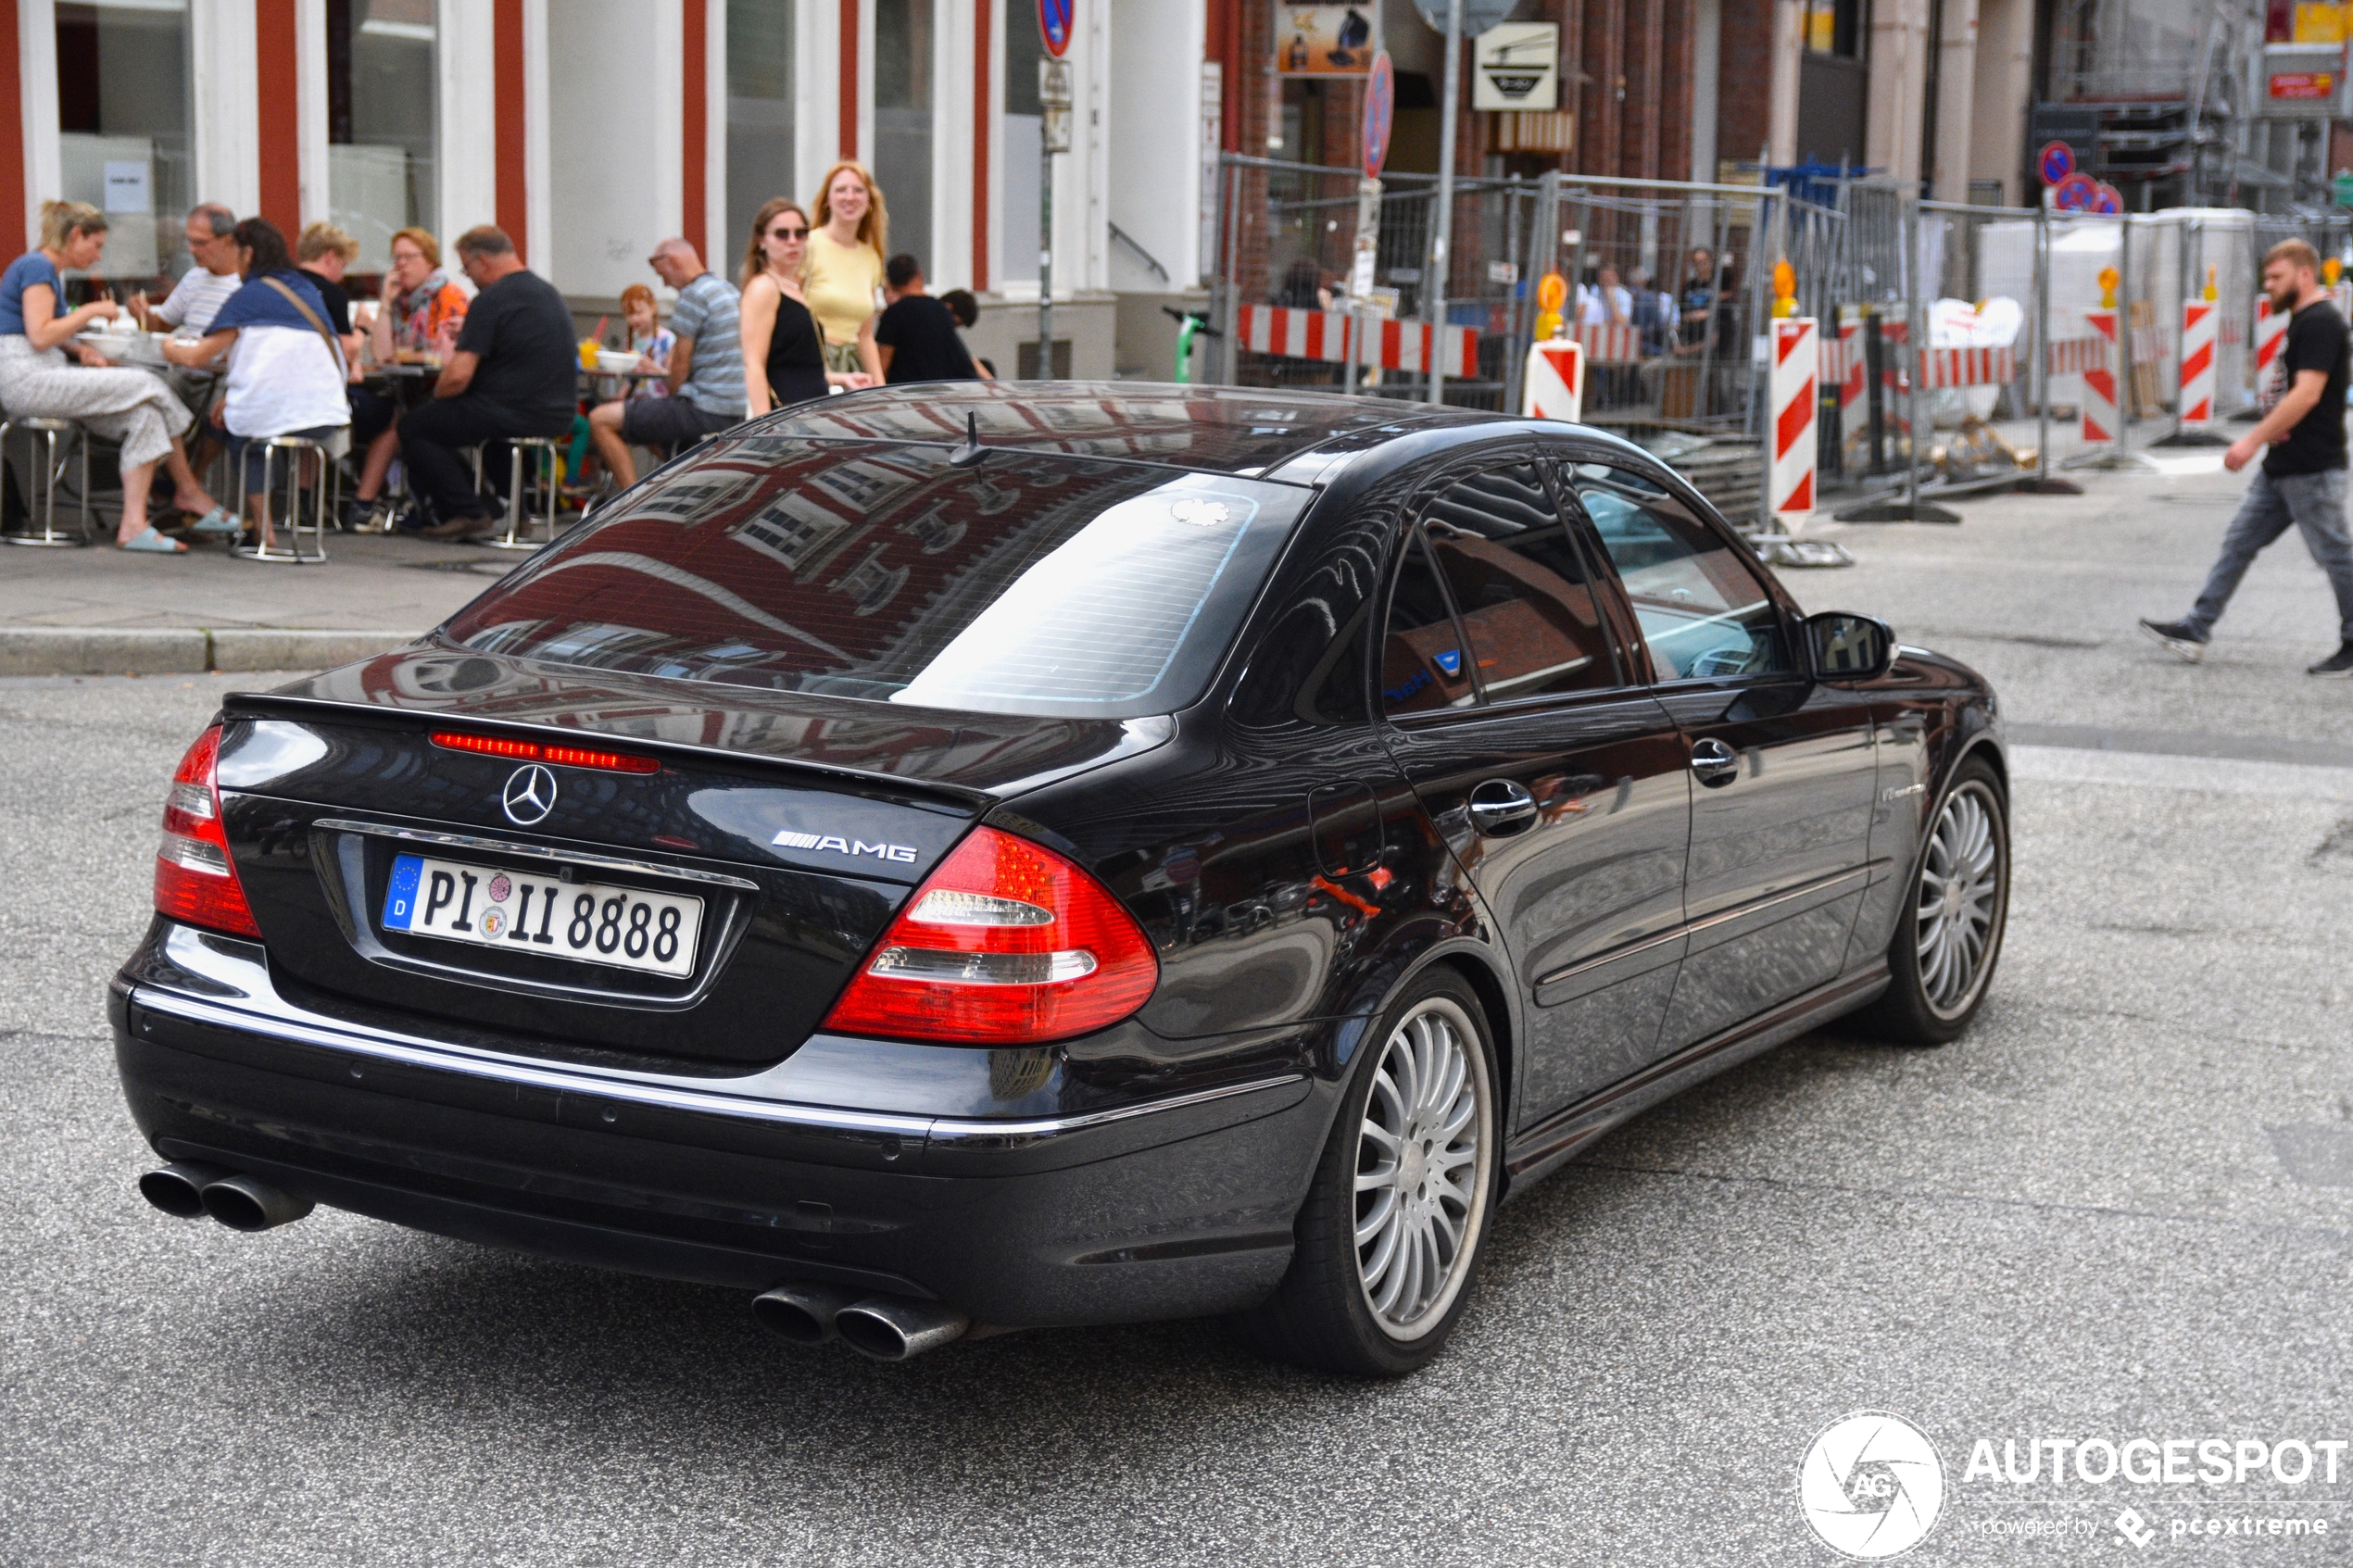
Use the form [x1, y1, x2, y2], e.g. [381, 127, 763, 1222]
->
[127, 983, 1302, 1145]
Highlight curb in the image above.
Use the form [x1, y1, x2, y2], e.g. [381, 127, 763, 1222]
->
[0, 627, 425, 678]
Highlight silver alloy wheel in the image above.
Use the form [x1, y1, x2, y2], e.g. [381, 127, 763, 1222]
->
[1914, 779, 2005, 1019]
[1353, 995, 1493, 1340]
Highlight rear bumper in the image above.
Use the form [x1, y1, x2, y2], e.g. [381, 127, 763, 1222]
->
[112, 921, 1327, 1326]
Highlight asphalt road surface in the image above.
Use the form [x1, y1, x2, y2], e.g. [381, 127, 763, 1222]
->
[4, 458, 2349, 1565]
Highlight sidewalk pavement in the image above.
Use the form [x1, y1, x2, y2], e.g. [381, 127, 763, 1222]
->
[0, 532, 505, 675]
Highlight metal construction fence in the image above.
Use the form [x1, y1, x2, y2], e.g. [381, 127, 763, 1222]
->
[1203, 151, 2353, 531]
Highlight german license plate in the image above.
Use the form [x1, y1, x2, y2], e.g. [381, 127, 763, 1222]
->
[382, 853, 703, 979]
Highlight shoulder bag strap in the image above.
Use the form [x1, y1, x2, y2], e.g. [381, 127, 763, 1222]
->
[259, 275, 348, 379]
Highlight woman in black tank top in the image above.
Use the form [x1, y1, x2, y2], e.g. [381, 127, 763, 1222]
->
[739, 199, 861, 414]
[763, 290, 828, 408]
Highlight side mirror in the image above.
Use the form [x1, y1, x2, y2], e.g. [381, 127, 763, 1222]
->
[1806, 611, 1895, 681]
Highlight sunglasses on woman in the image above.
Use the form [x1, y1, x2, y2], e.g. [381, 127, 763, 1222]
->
[770, 226, 808, 241]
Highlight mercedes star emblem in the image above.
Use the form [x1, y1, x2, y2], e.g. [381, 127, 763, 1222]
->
[501, 764, 559, 826]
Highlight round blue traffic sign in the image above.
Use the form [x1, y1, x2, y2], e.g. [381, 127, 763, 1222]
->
[2037, 140, 2073, 186]
[2054, 171, 2096, 212]
[1363, 52, 1394, 179]
[1037, 0, 1072, 58]
[2090, 182, 2123, 215]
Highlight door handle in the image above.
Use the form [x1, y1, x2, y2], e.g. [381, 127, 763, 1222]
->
[1690, 737, 1740, 786]
[1467, 779, 1539, 836]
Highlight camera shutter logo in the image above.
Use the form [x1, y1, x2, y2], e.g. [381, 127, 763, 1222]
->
[501, 765, 559, 826]
[1798, 1411, 1944, 1560]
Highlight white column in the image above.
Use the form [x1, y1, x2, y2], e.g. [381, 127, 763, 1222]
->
[523, 0, 550, 268]
[1075, 0, 1107, 292]
[1766, 0, 1802, 169]
[704, 0, 726, 261]
[1690, 0, 1720, 183]
[295, 0, 329, 225]
[1868, 0, 1932, 185]
[191, 0, 261, 218]
[437, 0, 498, 240]
[856, 0, 875, 174]
[1931, 0, 1980, 202]
[935, 0, 976, 293]
[799, 0, 838, 196]
[19, 0, 59, 247]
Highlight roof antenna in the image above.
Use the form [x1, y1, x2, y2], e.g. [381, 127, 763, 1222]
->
[948, 409, 988, 467]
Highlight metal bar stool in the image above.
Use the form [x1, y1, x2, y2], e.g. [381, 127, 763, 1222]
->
[487, 435, 566, 552]
[234, 433, 336, 564]
[0, 417, 93, 546]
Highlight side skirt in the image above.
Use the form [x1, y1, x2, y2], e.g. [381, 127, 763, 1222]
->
[1500, 960, 1891, 1196]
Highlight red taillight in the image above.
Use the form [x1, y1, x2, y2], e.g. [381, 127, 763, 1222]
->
[821, 826, 1159, 1045]
[153, 725, 261, 939]
[430, 729, 661, 774]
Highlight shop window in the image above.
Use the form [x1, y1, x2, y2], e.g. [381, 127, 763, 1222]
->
[55, 0, 193, 284]
[727, 0, 796, 264]
[873, 0, 934, 275]
[326, 0, 438, 270]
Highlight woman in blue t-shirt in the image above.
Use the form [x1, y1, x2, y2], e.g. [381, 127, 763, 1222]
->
[0, 201, 224, 551]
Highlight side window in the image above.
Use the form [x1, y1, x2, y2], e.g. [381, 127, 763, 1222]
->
[1566, 463, 1794, 682]
[1379, 529, 1478, 714]
[1419, 463, 1621, 702]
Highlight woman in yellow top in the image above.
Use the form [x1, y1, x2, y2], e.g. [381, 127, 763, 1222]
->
[801, 161, 887, 383]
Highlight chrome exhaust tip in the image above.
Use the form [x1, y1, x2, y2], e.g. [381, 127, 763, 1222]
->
[833, 1296, 971, 1361]
[138, 1162, 228, 1219]
[751, 1283, 862, 1346]
[197, 1173, 314, 1233]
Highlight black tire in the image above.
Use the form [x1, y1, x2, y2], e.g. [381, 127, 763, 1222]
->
[1858, 756, 2009, 1045]
[1231, 967, 1502, 1377]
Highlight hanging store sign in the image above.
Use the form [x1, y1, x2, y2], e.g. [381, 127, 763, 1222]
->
[1275, 6, 1380, 76]
[2261, 42, 2348, 116]
[1471, 22, 1559, 111]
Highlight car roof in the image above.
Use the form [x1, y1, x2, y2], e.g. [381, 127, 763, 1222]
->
[748, 381, 1509, 483]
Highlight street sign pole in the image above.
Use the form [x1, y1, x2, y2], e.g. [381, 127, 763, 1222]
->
[1036, 0, 1073, 380]
[1426, 0, 1462, 405]
[1353, 52, 1394, 397]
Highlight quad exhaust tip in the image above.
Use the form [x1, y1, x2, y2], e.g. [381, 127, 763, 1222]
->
[753, 1284, 971, 1361]
[139, 1166, 313, 1232]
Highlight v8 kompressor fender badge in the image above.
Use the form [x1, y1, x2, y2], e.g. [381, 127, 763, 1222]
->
[773, 831, 919, 864]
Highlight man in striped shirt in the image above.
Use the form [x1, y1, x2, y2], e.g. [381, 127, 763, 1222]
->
[587, 239, 744, 488]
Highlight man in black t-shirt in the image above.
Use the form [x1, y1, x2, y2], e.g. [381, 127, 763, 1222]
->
[2143, 238, 2353, 675]
[875, 255, 981, 385]
[398, 225, 579, 540]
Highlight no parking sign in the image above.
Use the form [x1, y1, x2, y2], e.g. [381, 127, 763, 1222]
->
[1037, 0, 1071, 57]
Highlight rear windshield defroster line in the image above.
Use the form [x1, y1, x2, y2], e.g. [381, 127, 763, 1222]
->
[441, 438, 1313, 721]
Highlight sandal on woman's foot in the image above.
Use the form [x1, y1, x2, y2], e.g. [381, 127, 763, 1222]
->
[183, 506, 238, 535]
[119, 526, 187, 554]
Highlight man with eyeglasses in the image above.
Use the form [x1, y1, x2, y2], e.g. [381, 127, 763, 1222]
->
[130, 204, 242, 468]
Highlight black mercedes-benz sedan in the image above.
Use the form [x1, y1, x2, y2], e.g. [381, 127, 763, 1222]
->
[112, 383, 2008, 1375]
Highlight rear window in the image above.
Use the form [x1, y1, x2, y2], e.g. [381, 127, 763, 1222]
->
[441, 436, 1313, 719]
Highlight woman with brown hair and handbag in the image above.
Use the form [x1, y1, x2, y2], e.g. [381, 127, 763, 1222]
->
[162, 217, 348, 551]
[737, 198, 871, 417]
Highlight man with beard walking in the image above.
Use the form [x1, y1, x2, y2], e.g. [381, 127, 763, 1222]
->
[2142, 238, 2353, 674]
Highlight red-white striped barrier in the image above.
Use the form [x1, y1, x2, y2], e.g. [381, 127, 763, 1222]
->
[2178, 299, 2218, 428]
[1572, 323, 1642, 365]
[1523, 339, 1584, 423]
[2082, 309, 2120, 446]
[2046, 337, 2108, 375]
[2255, 296, 2288, 388]
[1917, 346, 2016, 391]
[1236, 304, 1478, 377]
[1769, 317, 1818, 525]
